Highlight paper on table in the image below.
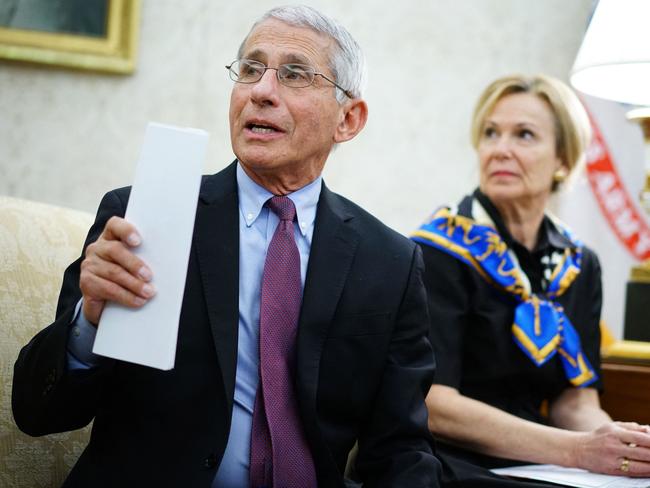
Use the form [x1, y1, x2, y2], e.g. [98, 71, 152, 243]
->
[492, 464, 650, 488]
[92, 122, 208, 370]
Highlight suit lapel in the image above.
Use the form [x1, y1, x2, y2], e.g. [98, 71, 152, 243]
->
[297, 185, 359, 476]
[195, 163, 240, 411]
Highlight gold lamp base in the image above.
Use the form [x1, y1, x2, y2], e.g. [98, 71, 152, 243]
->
[631, 260, 650, 283]
[626, 109, 650, 285]
[623, 109, 650, 339]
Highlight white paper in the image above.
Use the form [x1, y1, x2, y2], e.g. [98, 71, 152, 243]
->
[93, 122, 208, 370]
[492, 464, 650, 488]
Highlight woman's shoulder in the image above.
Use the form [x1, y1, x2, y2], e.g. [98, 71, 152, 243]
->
[411, 192, 502, 281]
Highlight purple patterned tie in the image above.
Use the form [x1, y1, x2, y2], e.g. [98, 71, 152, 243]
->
[250, 196, 317, 488]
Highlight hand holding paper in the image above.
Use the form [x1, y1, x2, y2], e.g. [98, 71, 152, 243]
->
[90, 122, 208, 370]
[80, 216, 155, 325]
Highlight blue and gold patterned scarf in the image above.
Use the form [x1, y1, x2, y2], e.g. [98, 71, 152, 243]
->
[412, 200, 597, 388]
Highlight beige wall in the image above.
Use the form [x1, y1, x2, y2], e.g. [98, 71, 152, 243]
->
[0, 0, 593, 227]
[2, 0, 610, 323]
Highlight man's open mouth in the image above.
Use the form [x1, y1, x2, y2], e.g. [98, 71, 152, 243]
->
[247, 123, 281, 134]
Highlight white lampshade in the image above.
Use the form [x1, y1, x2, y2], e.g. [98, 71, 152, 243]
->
[570, 0, 650, 106]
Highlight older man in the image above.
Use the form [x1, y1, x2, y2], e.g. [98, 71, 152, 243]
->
[13, 6, 440, 487]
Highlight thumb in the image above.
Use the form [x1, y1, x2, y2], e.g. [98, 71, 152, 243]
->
[82, 298, 105, 327]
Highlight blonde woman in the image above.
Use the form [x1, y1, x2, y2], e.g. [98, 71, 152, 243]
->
[413, 74, 650, 486]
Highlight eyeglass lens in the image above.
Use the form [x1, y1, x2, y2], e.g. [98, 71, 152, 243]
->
[230, 60, 315, 88]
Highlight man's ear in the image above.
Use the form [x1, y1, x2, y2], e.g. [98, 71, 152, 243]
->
[333, 99, 368, 144]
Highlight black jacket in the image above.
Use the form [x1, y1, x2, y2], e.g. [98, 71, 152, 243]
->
[13, 162, 440, 487]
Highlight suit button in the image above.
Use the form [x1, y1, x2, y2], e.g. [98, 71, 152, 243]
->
[45, 368, 56, 383]
[204, 453, 217, 469]
[43, 368, 57, 395]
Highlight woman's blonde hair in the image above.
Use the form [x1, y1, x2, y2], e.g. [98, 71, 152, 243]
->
[470, 74, 592, 191]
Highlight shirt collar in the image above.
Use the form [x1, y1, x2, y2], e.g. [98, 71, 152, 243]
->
[544, 215, 575, 249]
[236, 162, 322, 237]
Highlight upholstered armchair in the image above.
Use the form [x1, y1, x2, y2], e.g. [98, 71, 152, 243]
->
[0, 196, 93, 487]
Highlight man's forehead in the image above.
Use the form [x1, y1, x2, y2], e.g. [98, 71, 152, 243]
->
[241, 18, 333, 65]
[244, 48, 312, 66]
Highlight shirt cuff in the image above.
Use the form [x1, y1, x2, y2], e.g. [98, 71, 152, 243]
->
[67, 300, 103, 370]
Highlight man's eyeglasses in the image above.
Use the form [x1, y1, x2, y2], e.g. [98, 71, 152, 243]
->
[226, 59, 353, 99]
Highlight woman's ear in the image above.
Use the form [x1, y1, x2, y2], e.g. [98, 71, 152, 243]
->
[333, 98, 368, 144]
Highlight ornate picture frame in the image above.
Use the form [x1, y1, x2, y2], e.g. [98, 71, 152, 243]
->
[0, 0, 140, 74]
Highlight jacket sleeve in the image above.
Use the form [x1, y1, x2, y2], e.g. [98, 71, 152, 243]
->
[354, 245, 441, 487]
[12, 190, 127, 436]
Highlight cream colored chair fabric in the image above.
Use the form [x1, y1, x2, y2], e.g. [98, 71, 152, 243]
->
[0, 196, 94, 487]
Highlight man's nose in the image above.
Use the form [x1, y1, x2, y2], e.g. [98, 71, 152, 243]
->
[250, 68, 281, 105]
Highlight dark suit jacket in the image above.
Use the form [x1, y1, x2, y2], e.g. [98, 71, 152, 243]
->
[12, 162, 440, 487]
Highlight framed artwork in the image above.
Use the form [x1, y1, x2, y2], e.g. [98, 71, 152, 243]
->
[0, 0, 140, 74]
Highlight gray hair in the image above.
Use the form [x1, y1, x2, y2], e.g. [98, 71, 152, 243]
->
[237, 5, 366, 103]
